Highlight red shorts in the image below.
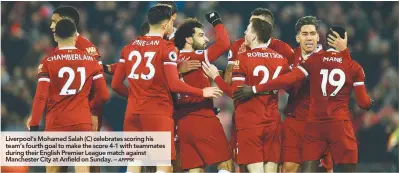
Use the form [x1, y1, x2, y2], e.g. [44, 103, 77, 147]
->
[45, 124, 92, 131]
[236, 124, 281, 165]
[281, 117, 306, 163]
[124, 114, 176, 160]
[302, 120, 358, 164]
[178, 115, 232, 169]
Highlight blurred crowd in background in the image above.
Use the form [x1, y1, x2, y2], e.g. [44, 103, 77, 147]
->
[1, 1, 398, 172]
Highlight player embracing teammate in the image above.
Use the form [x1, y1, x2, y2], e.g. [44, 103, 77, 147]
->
[25, 2, 375, 173]
[111, 5, 223, 173]
[234, 26, 373, 173]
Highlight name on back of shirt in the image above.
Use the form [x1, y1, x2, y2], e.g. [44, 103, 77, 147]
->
[323, 56, 342, 63]
[47, 54, 94, 62]
[247, 51, 283, 59]
[132, 40, 160, 46]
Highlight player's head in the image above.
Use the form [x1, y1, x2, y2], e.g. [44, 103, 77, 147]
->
[156, 1, 177, 16]
[155, 1, 177, 36]
[54, 18, 77, 43]
[174, 18, 208, 50]
[250, 8, 274, 25]
[147, 5, 173, 36]
[326, 26, 346, 50]
[51, 6, 80, 33]
[244, 18, 273, 48]
[295, 16, 320, 54]
[140, 22, 150, 36]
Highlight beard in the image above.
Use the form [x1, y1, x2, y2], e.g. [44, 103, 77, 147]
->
[192, 40, 206, 50]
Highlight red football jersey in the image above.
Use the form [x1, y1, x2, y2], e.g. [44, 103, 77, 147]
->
[284, 45, 324, 120]
[301, 49, 365, 122]
[174, 24, 230, 119]
[232, 45, 290, 129]
[118, 35, 179, 116]
[228, 37, 294, 66]
[254, 48, 367, 122]
[55, 34, 101, 60]
[37, 47, 104, 128]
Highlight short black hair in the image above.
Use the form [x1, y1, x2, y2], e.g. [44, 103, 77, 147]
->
[174, 18, 203, 50]
[326, 26, 346, 41]
[156, 1, 177, 14]
[251, 8, 274, 23]
[148, 5, 173, 25]
[140, 22, 150, 36]
[53, 6, 80, 25]
[250, 18, 273, 43]
[295, 16, 319, 33]
[55, 18, 77, 39]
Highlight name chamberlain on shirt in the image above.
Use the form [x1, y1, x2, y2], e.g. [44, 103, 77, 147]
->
[46, 54, 94, 61]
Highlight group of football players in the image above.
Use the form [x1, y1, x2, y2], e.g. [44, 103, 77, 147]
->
[26, 1, 374, 173]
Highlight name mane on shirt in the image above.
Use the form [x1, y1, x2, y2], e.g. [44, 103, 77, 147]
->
[247, 52, 283, 59]
[132, 40, 160, 46]
[47, 54, 94, 61]
[323, 56, 342, 63]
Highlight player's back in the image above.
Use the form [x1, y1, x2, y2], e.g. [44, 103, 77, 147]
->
[305, 48, 362, 121]
[233, 47, 288, 128]
[228, 37, 294, 65]
[54, 34, 100, 59]
[40, 47, 102, 127]
[120, 35, 177, 116]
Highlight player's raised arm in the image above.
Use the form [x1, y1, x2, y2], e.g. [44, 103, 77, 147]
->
[224, 40, 242, 85]
[29, 62, 50, 131]
[204, 12, 231, 62]
[111, 51, 129, 98]
[89, 67, 110, 115]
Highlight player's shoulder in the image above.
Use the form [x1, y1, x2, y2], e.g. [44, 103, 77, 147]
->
[76, 34, 100, 57]
[76, 34, 96, 49]
[270, 37, 291, 48]
[349, 59, 362, 71]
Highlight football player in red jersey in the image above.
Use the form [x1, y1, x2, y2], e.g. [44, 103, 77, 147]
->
[204, 18, 289, 173]
[26, 6, 106, 135]
[278, 16, 333, 173]
[173, 15, 233, 173]
[225, 8, 294, 85]
[28, 19, 109, 173]
[140, 3, 202, 173]
[111, 6, 222, 173]
[223, 9, 294, 171]
[234, 27, 373, 172]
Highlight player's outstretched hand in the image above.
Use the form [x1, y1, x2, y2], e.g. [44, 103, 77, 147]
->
[205, 12, 222, 26]
[203, 87, 223, 98]
[26, 115, 32, 131]
[202, 61, 220, 80]
[233, 85, 255, 100]
[327, 29, 347, 51]
[179, 58, 201, 74]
